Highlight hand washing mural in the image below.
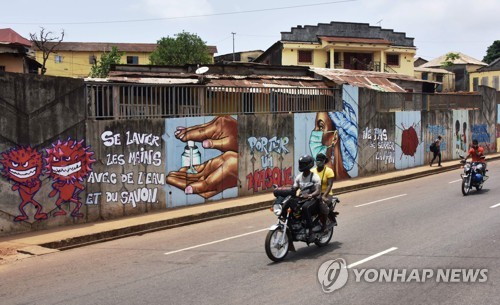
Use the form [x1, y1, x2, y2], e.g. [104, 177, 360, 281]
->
[165, 116, 238, 206]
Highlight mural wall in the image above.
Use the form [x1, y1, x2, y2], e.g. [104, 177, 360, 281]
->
[395, 111, 423, 170]
[0, 83, 497, 235]
[238, 114, 294, 197]
[294, 85, 359, 181]
[164, 116, 238, 207]
[86, 120, 166, 219]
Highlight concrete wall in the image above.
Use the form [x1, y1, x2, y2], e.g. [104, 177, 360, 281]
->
[0, 77, 497, 236]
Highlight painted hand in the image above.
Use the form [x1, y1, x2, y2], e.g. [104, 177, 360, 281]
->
[166, 151, 238, 198]
[174, 116, 238, 152]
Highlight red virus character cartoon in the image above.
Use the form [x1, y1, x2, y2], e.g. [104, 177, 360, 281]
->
[0, 146, 48, 221]
[400, 123, 419, 159]
[45, 139, 95, 217]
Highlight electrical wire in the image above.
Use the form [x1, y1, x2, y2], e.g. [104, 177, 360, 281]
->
[4, 0, 357, 25]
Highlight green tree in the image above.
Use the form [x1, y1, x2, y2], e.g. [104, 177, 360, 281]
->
[440, 52, 460, 68]
[482, 40, 500, 64]
[149, 31, 211, 65]
[89, 46, 123, 78]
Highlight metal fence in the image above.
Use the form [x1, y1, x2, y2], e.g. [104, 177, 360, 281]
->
[86, 83, 341, 119]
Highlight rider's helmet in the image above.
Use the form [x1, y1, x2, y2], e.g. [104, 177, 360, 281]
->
[298, 155, 314, 172]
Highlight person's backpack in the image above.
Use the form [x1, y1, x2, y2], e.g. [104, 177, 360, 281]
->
[429, 141, 437, 152]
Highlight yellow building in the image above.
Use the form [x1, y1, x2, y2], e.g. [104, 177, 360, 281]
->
[255, 21, 417, 76]
[35, 42, 218, 78]
[469, 58, 500, 91]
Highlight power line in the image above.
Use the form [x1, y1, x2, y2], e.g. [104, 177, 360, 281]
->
[3, 0, 357, 25]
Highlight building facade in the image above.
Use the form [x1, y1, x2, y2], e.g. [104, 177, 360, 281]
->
[0, 28, 40, 74]
[35, 42, 218, 78]
[469, 57, 500, 91]
[255, 21, 417, 76]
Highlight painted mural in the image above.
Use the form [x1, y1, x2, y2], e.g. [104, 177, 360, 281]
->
[46, 139, 95, 217]
[165, 116, 238, 206]
[452, 110, 469, 158]
[471, 123, 492, 152]
[0, 139, 94, 222]
[395, 112, 423, 169]
[294, 85, 359, 180]
[0, 146, 47, 221]
[362, 126, 395, 165]
[497, 104, 500, 152]
[238, 114, 294, 195]
[87, 129, 164, 208]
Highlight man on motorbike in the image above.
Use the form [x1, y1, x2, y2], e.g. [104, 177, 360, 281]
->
[464, 139, 487, 175]
[293, 155, 321, 242]
[311, 153, 335, 231]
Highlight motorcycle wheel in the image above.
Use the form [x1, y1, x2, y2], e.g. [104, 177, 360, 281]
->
[461, 177, 471, 196]
[265, 228, 289, 262]
[315, 227, 334, 247]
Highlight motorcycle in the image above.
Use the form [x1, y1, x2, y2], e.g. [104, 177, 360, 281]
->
[265, 186, 339, 262]
[460, 155, 488, 196]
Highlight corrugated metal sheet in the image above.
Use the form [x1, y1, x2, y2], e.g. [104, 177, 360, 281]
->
[106, 70, 328, 88]
[312, 68, 406, 92]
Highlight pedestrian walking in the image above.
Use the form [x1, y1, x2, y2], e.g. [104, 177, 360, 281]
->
[430, 135, 442, 167]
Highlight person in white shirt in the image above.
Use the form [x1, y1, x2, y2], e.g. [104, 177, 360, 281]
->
[293, 155, 321, 242]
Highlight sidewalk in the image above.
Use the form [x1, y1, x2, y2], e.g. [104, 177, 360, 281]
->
[1, 154, 499, 264]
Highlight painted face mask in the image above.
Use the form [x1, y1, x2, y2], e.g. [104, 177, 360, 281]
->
[309, 130, 334, 159]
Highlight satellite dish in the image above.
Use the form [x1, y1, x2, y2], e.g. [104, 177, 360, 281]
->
[195, 66, 209, 74]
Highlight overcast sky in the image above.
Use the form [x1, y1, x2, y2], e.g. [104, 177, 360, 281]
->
[1, 0, 498, 61]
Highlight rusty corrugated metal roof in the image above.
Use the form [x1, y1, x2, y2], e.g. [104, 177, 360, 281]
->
[106, 70, 328, 88]
[319, 36, 392, 45]
[312, 68, 406, 92]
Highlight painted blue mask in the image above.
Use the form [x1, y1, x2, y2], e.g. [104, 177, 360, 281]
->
[309, 130, 334, 159]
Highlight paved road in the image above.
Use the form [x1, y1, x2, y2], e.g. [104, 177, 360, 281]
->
[1, 162, 499, 305]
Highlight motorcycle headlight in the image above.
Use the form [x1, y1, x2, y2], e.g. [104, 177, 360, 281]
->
[476, 163, 483, 171]
[272, 203, 283, 216]
[464, 164, 471, 171]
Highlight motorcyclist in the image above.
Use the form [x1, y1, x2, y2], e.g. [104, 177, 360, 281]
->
[311, 153, 335, 231]
[293, 155, 321, 242]
[464, 139, 487, 175]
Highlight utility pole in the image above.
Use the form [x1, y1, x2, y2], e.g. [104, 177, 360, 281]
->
[231, 32, 236, 62]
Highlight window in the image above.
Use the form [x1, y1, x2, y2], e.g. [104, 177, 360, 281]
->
[298, 50, 313, 64]
[386, 54, 399, 66]
[127, 56, 139, 64]
[421, 72, 428, 80]
[472, 77, 479, 91]
[481, 77, 488, 86]
[436, 74, 443, 83]
[0, 66, 5, 71]
[89, 55, 97, 65]
[54, 55, 63, 63]
[493, 76, 499, 90]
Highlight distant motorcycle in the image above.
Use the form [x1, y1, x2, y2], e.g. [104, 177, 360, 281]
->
[460, 155, 488, 196]
[265, 186, 338, 262]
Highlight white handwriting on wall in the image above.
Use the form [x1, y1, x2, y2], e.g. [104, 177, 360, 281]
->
[248, 136, 290, 168]
[363, 127, 395, 164]
[86, 130, 164, 207]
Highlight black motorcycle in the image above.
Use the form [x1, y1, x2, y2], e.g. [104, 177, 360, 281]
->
[264, 186, 338, 262]
[460, 156, 488, 196]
